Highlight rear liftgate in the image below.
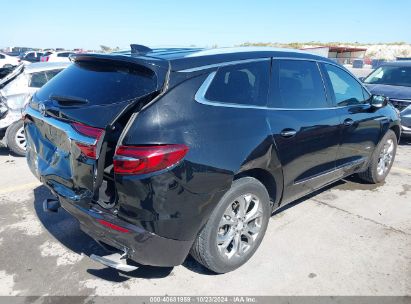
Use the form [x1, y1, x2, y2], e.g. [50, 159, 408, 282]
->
[31, 51, 173, 272]
[38, 108, 142, 272]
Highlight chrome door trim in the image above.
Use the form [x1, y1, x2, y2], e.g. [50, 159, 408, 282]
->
[293, 158, 366, 185]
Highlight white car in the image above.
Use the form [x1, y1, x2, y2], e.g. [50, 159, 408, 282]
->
[0, 53, 20, 68]
[0, 62, 70, 155]
[40, 51, 75, 63]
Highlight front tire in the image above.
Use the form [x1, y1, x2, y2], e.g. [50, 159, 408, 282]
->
[6, 120, 26, 156]
[358, 129, 397, 183]
[190, 177, 271, 273]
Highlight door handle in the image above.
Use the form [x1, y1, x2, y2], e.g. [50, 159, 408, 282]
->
[343, 118, 354, 126]
[280, 129, 297, 138]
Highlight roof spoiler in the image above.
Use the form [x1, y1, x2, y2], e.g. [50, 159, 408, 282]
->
[70, 53, 169, 93]
[130, 44, 152, 55]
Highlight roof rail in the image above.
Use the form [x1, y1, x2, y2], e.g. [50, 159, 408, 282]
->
[130, 44, 152, 55]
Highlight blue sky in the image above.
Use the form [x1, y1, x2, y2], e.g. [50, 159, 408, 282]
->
[1, 0, 410, 50]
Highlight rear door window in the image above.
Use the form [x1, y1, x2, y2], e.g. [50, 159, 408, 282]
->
[36, 61, 158, 105]
[269, 59, 329, 109]
[204, 61, 270, 107]
[323, 63, 367, 106]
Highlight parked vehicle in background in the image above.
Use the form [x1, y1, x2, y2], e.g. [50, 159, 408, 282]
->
[6, 51, 23, 57]
[0, 65, 18, 80]
[20, 51, 45, 63]
[40, 51, 75, 63]
[361, 61, 411, 137]
[0, 52, 20, 68]
[42, 51, 54, 57]
[0, 62, 70, 155]
[24, 46, 400, 273]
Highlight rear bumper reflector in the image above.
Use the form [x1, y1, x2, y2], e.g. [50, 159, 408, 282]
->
[97, 219, 130, 233]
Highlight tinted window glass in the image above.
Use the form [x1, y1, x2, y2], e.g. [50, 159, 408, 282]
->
[0, 54, 5, 59]
[204, 61, 269, 106]
[30, 72, 48, 88]
[57, 52, 72, 57]
[270, 60, 328, 108]
[36, 61, 158, 105]
[324, 63, 366, 106]
[45, 69, 62, 81]
[364, 65, 411, 87]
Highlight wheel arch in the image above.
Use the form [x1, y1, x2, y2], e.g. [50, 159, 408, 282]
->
[390, 124, 401, 142]
[234, 167, 283, 209]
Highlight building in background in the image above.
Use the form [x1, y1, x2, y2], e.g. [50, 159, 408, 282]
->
[300, 46, 367, 65]
[299, 46, 330, 57]
[328, 46, 367, 64]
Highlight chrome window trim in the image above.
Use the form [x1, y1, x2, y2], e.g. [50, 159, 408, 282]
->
[194, 59, 363, 111]
[178, 58, 270, 73]
[389, 98, 411, 103]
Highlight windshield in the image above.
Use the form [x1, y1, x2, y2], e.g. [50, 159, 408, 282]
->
[364, 65, 411, 87]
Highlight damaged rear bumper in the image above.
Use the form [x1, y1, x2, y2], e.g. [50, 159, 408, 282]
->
[59, 197, 193, 267]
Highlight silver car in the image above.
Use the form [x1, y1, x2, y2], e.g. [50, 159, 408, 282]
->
[0, 62, 70, 155]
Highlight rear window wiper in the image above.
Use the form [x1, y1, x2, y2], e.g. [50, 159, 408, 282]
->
[50, 94, 89, 106]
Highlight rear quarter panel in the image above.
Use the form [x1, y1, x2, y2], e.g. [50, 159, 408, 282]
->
[117, 73, 282, 241]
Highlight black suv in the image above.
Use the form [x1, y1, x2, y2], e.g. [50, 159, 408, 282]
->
[24, 46, 401, 273]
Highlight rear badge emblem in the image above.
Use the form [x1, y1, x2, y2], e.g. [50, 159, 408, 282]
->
[39, 102, 46, 116]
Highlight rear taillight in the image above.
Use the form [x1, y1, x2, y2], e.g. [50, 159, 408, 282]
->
[71, 122, 104, 159]
[113, 144, 189, 175]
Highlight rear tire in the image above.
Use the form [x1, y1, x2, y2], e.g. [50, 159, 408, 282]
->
[358, 130, 397, 183]
[190, 177, 271, 273]
[6, 120, 26, 156]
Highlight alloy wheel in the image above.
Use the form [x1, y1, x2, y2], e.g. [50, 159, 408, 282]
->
[377, 138, 394, 176]
[216, 193, 263, 259]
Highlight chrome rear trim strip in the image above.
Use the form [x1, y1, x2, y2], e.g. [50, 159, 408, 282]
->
[26, 106, 96, 146]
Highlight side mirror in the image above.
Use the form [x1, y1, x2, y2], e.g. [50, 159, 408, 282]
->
[358, 77, 365, 82]
[370, 95, 388, 108]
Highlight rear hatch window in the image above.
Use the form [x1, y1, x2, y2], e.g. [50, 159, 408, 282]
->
[25, 58, 163, 207]
[36, 60, 158, 107]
